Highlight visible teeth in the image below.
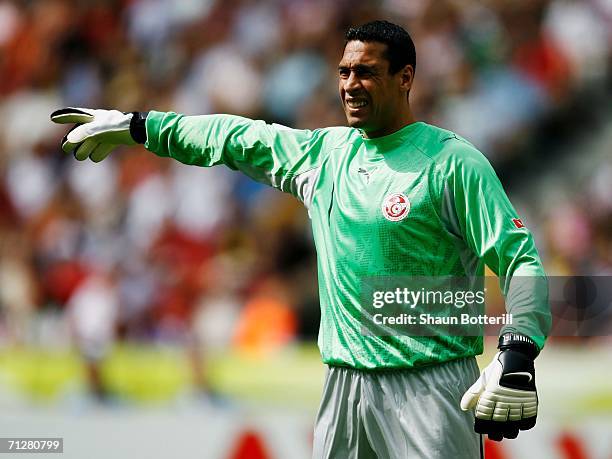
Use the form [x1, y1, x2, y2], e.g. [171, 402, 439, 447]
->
[347, 100, 367, 108]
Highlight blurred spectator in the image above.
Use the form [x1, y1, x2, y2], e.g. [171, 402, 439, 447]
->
[67, 273, 118, 401]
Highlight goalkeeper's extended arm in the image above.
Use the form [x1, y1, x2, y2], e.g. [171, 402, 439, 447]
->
[52, 108, 343, 205]
[460, 332, 540, 441]
[50, 108, 148, 162]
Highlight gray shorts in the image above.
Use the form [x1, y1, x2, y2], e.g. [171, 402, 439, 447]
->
[312, 358, 483, 459]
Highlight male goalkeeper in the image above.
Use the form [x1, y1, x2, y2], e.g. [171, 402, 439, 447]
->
[52, 20, 551, 459]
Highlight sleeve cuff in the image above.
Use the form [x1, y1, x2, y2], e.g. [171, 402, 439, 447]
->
[143, 110, 166, 154]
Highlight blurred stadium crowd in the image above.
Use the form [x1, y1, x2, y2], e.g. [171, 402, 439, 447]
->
[0, 0, 611, 397]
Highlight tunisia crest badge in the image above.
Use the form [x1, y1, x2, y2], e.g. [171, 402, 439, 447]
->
[382, 192, 410, 222]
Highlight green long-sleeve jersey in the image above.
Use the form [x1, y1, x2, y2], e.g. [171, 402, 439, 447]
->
[144, 111, 551, 370]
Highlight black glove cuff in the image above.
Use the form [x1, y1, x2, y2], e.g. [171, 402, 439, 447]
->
[129, 111, 149, 144]
[498, 333, 539, 360]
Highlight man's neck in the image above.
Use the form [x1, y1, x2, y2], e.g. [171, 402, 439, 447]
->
[362, 112, 417, 139]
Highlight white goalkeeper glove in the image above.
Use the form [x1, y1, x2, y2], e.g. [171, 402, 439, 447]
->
[460, 333, 539, 441]
[50, 108, 148, 162]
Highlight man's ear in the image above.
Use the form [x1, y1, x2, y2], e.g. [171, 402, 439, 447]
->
[399, 64, 415, 92]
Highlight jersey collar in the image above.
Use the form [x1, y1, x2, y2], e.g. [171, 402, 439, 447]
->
[360, 122, 425, 156]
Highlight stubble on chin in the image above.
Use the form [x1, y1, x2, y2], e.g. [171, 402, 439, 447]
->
[345, 114, 366, 129]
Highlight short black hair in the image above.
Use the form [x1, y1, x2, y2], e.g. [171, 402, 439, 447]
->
[345, 20, 416, 74]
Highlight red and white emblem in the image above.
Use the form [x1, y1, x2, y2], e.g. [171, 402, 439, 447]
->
[382, 192, 410, 222]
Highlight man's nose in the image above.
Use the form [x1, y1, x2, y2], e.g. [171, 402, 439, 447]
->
[343, 72, 361, 93]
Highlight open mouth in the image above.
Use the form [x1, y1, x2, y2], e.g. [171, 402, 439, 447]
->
[346, 99, 368, 110]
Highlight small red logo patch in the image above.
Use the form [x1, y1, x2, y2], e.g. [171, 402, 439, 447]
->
[382, 193, 410, 222]
[512, 218, 525, 229]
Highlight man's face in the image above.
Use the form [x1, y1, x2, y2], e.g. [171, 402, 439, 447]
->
[338, 40, 411, 138]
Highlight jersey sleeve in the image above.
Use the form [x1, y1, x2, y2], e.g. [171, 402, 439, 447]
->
[437, 141, 552, 350]
[144, 110, 346, 206]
